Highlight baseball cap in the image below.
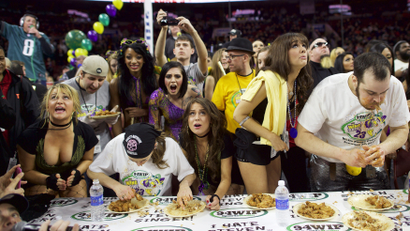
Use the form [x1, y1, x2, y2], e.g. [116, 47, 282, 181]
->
[82, 55, 109, 77]
[123, 123, 162, 158]
[0, 194, 29, 215]
[228, 29, 242, 37]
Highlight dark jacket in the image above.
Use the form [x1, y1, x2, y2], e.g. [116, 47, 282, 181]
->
[309, 61, 339, 90]
[0, 94, 16, 175]
[4, 70, 40, 156]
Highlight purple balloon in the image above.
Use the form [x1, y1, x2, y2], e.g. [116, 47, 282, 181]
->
[70, 57, 76, 67]
[106, 4, 117, 17]
[72, 50, 75, 56]
[87, 30, 98, 43]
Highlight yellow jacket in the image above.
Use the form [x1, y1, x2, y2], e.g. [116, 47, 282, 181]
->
[241, 70, 287, 146]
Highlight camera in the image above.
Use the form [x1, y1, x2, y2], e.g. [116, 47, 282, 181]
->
[160, 16, 179, 26]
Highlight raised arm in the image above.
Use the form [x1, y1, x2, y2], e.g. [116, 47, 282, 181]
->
[155, 9, 168, 67]
[177, 16, 208, 75]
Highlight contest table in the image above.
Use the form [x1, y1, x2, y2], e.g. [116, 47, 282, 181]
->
[28, 189, 410, 231]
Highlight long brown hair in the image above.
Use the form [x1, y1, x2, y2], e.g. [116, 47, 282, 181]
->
[263, 32, 313, 113]
[151, 132, 169, 169]
[180, 98, 227, 183]
[210, 48, 228, 84]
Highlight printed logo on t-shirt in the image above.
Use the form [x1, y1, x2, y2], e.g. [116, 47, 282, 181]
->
[231, 88, 246, 107]
[341, 111, 386, 146]
[122, 170, 165, 196]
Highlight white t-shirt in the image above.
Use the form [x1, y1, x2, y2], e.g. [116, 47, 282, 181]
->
[394, 59, 408, 73]
[298, 72, 410, 163]
[184, 63, 207, 94]
[89, 135, 194, 196]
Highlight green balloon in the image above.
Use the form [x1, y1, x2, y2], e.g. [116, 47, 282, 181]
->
[65, 30, 86, 50]
[81, 38, 93, 51]
[98, 13, 110, 27]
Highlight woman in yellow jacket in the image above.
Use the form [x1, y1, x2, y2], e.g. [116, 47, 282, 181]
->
[233, 33, 313, 193]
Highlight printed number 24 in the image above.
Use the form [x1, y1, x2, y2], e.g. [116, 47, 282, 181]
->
[22, 39, 34, 56]
[354, 130, 366, 139]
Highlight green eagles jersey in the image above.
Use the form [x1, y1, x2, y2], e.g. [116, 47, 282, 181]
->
[1, 21, 50, 82]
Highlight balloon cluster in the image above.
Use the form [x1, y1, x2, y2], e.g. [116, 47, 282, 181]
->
[65, 0, 123, 67]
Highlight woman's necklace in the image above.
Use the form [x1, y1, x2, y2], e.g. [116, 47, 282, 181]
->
[49, 118, 72, 128]
[194, 138, 210, 195]
[287, 80, 298, 139]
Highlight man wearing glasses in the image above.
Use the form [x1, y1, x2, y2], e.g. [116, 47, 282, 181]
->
[308, 38, 338, 90]
[212, 38, 255, 136]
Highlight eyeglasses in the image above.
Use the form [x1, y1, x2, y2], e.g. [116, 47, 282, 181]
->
[312, 42, 329, 49]
[227, 54, 245, 60]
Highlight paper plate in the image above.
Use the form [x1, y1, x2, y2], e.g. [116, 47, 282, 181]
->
[88, 112, 120, 119]
[348, 195, 394, 211]
[292, 202, 339, 221]
[107, 197, 149, 213]
[164, 200, 206, 218]
[243, 193, 276, 210]
[342, 211, 395, 231]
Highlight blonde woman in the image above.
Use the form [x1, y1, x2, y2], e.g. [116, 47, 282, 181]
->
[330, 47, 345, 66]
[204, 48, 229, 100]
[17, 84, 98, 197]
[106, 51, 119, 83]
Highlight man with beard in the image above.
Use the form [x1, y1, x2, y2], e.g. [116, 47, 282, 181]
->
[295, 52, 410, 191]
[308, 38, 339, 90]
[393, 40, 410, 79]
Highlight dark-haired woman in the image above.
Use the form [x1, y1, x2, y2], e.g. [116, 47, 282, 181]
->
[181, 98, 242, 210]
[87, 123, 195, 207]
[334, 52, 354, 73]
[18, 84, 98, 197]
[149, 62, 201, 141]
[369, 42, 394, 71]
[233, 33, 313, 193]
[110, 39, 158, 137]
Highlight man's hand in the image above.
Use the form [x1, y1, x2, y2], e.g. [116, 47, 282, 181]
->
[342, 149, 367, 168]
[176, 16, 196, 34]
[177, 184, 193, 210]
[78, 112, 102, 128]
[39, 219, 80, 231]
[363, 145, 386, 167]
[103, 105, 120, 125]
[156, 9, 168, 27]
[0, 165, 25, 197]
[113, 185, 135, 200]
[28, 26, 41, 38]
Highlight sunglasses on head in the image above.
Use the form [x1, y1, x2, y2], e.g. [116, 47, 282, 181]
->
[120, 38, 149, 52]
[312, 42, 329, 49]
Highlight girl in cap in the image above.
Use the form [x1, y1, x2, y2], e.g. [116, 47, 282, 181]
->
[17, 84, 98, 197]
[110, 39, 158, 137]
[148, 61, 201, 142]
[87, 123, 195, 206]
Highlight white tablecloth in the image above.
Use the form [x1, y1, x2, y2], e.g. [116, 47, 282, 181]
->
[28, 189, 410, 231]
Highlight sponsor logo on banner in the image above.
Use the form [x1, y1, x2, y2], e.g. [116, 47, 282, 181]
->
[210, 207, 268, 219]
[350, 203, 410, 213]
[341, 190, 396, 201]
[71, 211, 127, 221]
[150, 196, 202, 205]
[289, 192, 329, 201]
[131, 225, 192, 231]
[286, 221, 345, 230]
[50, 198, 78, 207]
